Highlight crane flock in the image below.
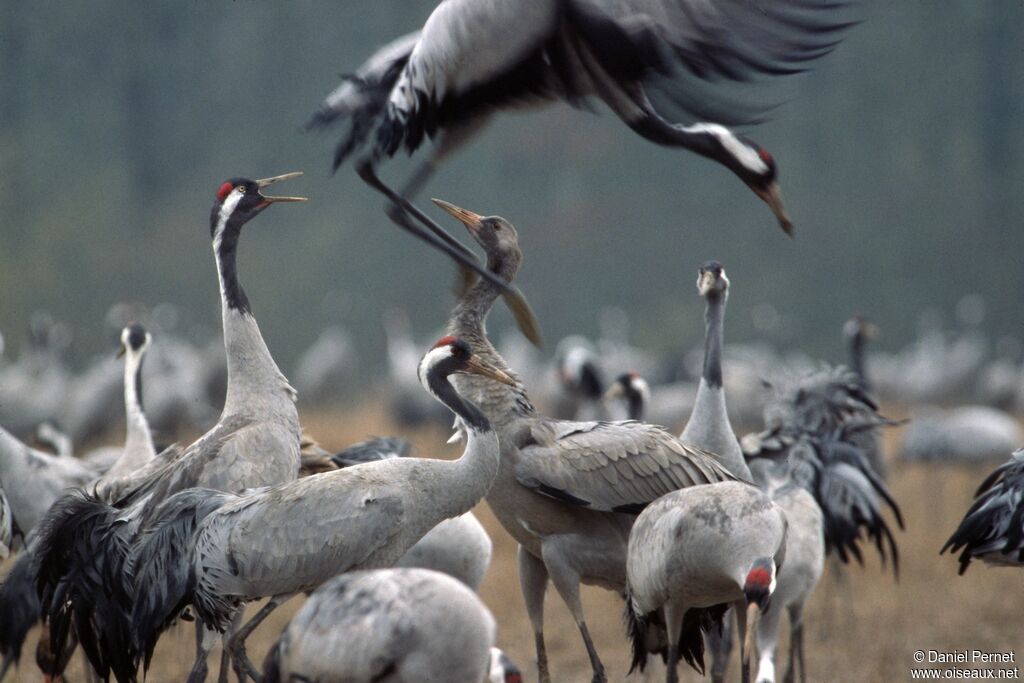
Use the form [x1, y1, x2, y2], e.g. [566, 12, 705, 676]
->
[0, 2, 1020, 683]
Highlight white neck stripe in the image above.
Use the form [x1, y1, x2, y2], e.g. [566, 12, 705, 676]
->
[682, 123, 768, 175]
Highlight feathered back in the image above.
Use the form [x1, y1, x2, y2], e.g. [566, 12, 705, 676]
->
[331, 436, 412, 469]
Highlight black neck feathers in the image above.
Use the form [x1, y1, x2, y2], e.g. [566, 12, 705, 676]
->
[134, 358, 145, 412]
[426, 368, 491, 433]
[214, 218, 252, 316]
[702, 294, 725, 389]
[626, 390, 644, 421]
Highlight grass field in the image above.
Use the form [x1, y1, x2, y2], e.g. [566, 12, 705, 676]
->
[5, 405, 1023, 682]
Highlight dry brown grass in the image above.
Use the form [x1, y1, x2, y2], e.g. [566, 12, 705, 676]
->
[5, 407, 1023, 682]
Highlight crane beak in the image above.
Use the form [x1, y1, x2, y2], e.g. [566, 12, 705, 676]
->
[116, 345, 126, 359]
[602, 383, 625, 404]
[743, 602, 762, 668]
[461, 356, 517, 387]
[256, 171, 308, 204]
[432, 198, 544, 349]
[863, 322, 881, 339]
[432, 199, 483, 235]
[753, 182, 793, 238]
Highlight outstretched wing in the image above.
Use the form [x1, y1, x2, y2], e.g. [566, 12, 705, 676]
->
[568, 0, 856, 84]
[515, 419, 738, 513]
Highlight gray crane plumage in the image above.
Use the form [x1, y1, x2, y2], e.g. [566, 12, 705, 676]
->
[943, 448, 1024, 574]
[262, 568, 499, 683]
[129, 338, 510, 681]
[0, 323, 158, 680]
[748, 458, 824, 683]
[433, 200, 737, 683]
[678, 261, 818, 683]
[0, 425, 97, 537]
[626, 481, 787, 683]
[0, 485, 11, 559]
[95, 324, 159, 488]
[326, 436, 494, 591]
[315, 0, 857, 233]
[31, 174, 306, 683]
[681, 261, 752, 481]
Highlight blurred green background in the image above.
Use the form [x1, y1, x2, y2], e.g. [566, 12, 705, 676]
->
[1, 1, 1021, 376]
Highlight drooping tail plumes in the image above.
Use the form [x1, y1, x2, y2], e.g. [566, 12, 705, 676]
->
[304, 32, 417, 170]
[942, 449, 1024, 574]
[625, 596, 725, 676]
[32, 489, 134, 681]
[130, 487, 233, 671]
[625, 599, 656, 675]
[0, 548, 41, 676]
[746, 365, 904, 575]
[331, 436, 411, 468]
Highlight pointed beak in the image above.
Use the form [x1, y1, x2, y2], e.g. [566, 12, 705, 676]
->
[753, 182, 793, 238]
[256, 171, 307, 204]
[864, 322, 881, 340]
[743, 601, 762, 667]
[432, 198, 483, 235]
[697, 271, 715, 296]
[461, 356, 517, 387]
[116, 345, 126, 359]
[602, 382, 625, 404]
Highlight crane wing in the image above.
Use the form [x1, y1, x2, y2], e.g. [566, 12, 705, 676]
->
[514, 419, 738, 513]
[567, 0, 856, 84]
[197, 472, 406, 601]
[376, 0, 565, 156]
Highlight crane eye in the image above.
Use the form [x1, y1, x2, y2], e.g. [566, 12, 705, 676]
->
[237, 186, 246, 194]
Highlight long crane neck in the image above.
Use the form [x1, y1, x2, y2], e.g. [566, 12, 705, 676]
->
[682, 290, 752, 480]
[847, 333, 870, 390]
[447, 255, 536, 424]
[425, 372, 500, 517]
[122, 348, 156, 462]
[212, 218, 298, 424]
[702, 296, 725, 389]
[626, 390, 645, 421]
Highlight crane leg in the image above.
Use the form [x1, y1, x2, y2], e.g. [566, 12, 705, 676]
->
[225, 595, 293, 682]
[734, 599, 752, 683]
[784, 603, 806, 683]
[541, 546, 606, 683]
[663, 603, 684, 683]
[187, 620, 219, 683]
[706, 608, 734, 683]
[216, 611, 244, 683]
[517, 546, 551, 683]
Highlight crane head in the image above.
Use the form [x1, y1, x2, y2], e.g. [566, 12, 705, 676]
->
[210, 172, 307, 235]
[740, 144, 793, 238]
[697, 260, 729, 298]
[418, 336, 516, 391]
[691, 125, 793, 237]
[117, 322, 151, 358]
[431, 199, 520, 267]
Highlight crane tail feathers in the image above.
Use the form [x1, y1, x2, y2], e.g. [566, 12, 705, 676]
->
[130, 488, 231, 672]
[32, 489, 133, 681]
[0, 550, 42, 666]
